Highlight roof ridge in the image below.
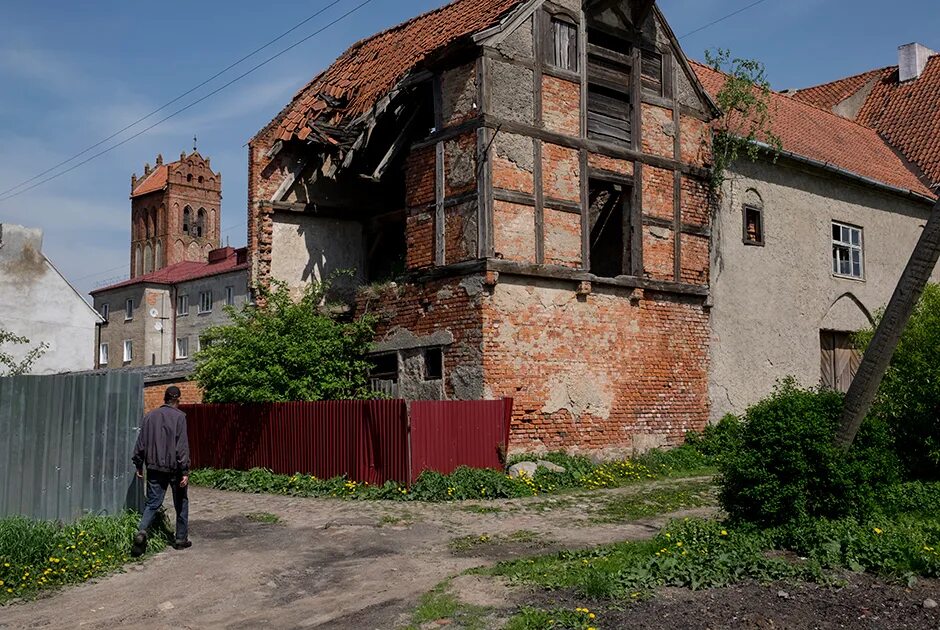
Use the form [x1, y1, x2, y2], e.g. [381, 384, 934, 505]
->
[793, 64, 895, 95]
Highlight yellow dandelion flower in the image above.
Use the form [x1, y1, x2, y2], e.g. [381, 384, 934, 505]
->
[720, 530, 728, 536]
[873, 527, 883, 535]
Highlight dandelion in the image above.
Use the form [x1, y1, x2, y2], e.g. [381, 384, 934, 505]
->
[588, 612, 596, 619]
[873, 527, 883, 535]
[720, 530, 728, 536]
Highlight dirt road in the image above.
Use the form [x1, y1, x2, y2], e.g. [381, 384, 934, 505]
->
[0, 481, 714, 629]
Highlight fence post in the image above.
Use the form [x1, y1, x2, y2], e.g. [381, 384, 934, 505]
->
[405, 400, 413, 486]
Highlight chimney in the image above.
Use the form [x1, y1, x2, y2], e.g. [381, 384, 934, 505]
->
[899, 42, 936, 81]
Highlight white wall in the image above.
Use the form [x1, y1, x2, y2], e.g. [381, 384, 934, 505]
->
[709, 159, 940, 420]
[0, 224, 101, 374]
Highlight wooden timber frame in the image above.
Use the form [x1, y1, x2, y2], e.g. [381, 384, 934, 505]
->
[404, 0, 715, 298]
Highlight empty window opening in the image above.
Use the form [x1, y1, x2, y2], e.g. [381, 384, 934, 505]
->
[369, 353, 399, 397]
[743, 204, 764, 245]
[832, 221, 863, 279]
[183, 206, 192, 234]
[195, 208, 207, 238]
[641, 50, 664, 97]
[588, 179, 631, 278]
[187, 173, 193, 183]
[586, 22, 632, 144]
[424, 347, 443, 381]
[820, 330, 861, 393]
[550, 16, 579, 72]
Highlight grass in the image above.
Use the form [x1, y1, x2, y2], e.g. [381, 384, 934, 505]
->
[0, 512, 170, 604]
[245, 512, 280, 524]
[450, 530, 549, 554]
[403, 581, 491, 630]
[190, 444, 716, 504]
[506, 606, 601, 630]
[590, 481, 716, 523]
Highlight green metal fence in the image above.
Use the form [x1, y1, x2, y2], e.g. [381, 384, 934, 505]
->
[0, 372, 145, 521]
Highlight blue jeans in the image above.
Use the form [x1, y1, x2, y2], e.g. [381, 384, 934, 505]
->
[138, 470, 189, 542]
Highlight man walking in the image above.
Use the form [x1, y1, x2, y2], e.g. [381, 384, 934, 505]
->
[131, 385, 192, 557]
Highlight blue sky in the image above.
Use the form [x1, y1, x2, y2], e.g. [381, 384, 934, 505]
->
[1, 0, 937, 298]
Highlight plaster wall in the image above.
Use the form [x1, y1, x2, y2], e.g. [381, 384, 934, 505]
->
[709, 158, 940, 420]
[174, 270, 250, 356]
[94, 285, 173, 368]
[0, 224, 100, 374]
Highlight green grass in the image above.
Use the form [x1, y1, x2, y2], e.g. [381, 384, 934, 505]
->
[450, 530, 549, 554]
[0, 512, 170, 604]
[404, 581, 491, 630]
[245, 512, 280, 524]
[505, 606, 600, 630]
[590, 482, 716, 523]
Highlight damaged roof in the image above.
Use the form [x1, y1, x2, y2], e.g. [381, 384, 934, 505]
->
[266, 0, 524, 144]
[793, 55, 940, 187]
[693, 61, 935, 199]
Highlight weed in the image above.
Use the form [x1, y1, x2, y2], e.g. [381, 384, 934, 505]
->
[506, 606, 600, 630]
[590, 482, 716, 523]
[450, 530, 550, 555]
[245, 512, 280, 524]
[405, 581, 491, 630]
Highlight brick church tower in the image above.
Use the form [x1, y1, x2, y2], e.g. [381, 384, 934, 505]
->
[129, 150, 222, 278]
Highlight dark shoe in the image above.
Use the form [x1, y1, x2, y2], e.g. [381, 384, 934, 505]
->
[131, 531, 148, 557]
[173, 539, 192, 550]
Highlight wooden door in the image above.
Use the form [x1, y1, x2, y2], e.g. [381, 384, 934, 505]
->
[820, 330, 862, 393]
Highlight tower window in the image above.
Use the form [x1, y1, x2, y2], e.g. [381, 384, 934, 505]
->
[195, 208, 207, 238]
[183, 206, 192, 234]
[187, 173, 193, 183]
[198, 175, 204, 184]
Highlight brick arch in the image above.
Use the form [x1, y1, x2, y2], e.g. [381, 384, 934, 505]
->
[135, 245, 143, 276]
[155, 240, 162, 269]
[187, 241, 201, 261]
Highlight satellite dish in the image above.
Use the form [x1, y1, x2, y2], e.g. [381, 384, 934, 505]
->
[149, 308, 160, 318]
[154, 322, 164, 332]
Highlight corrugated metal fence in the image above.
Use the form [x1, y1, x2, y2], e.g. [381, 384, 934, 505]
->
[0, 372, 145, 521]
[182, 399, 513, 485]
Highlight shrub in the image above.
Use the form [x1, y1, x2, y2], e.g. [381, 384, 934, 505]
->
[719, 379, 900, 527]
[856, 283, 940, 480]
[685, 413, 743, 460]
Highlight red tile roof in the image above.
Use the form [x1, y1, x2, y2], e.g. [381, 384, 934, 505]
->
[268, 0, 524, 143]
[131, 165, 170, 197]
[692, 61, 934, 198]
[790, 67, 893, 113]
[794, 55, 940, 187]
[91, 247, 248, 295]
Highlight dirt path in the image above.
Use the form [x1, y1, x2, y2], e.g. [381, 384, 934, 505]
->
[0, 479, 715, 630]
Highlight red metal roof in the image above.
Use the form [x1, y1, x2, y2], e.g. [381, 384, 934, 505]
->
[692, 61, 934, 198]
[267, 0, 524, 143]
[794, 55, 940, 187]
[91, 247, 248, 295]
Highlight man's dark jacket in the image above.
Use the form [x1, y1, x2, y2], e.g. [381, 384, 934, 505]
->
[132, 405, 191, 474]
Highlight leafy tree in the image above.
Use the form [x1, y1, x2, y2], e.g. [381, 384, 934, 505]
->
[705, 48, 783, 193]
[0, 329, 49, 376]
[193, 281, 377, 403]
[855, 283, 940, 479]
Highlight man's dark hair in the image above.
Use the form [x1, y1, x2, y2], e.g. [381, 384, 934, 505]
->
[164, 386, 182, 403]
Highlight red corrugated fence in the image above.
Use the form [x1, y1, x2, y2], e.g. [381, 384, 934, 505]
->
[181, 399, 512, 485]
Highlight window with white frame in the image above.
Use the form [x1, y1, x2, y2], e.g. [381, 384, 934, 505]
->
[99, 343, 109, 365]
[100, 303, 110, 322]
[177, 294, 189, 316]
[176, 337, 189, 359]
[832, 221, 864, 279]
[224, 286, 234, 306]
[123, 340, 133, 363]
[124, 298, 134, 320]
[199, 291, 212, 314]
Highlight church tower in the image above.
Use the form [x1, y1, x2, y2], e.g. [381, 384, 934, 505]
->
[129, 149, 222, 278]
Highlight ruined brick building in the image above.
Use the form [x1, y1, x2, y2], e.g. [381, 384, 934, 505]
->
[249, 0, 717, 454]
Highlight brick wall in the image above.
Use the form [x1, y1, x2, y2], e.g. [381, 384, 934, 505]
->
[542, 76, 580, 136]
[483, 278, 709, 457]
[143, 379, 203, 413]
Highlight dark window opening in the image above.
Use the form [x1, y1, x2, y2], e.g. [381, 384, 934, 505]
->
[586, 24, 632, 145]
[424, 347, 443, 381]
[183, 206, 191, 234]
[366, 214, 407, 283]
[195, 208, 207, 238]
[369, 353, 398, 381]
[550, 17, 578, 71]
[641, 50, 664, 97]
[187, 174, 193, 183]
[743, 204, 764, 245]
[588, 179, 631, 278]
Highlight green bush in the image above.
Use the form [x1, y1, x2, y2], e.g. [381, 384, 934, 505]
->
[685, 413, 743, 460]
[0, 513, 168, 603]
[719, 379, 900, 527]
[856, 283, 940, 480]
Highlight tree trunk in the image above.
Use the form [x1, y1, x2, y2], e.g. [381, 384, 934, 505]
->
[838, 198, 940, 448]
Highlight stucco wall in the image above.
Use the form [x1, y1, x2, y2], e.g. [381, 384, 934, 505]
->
[94, 285, 173, 368]
[269, 212, 366, 300]
[0, 224, 100, 374]
[709, 159, 940, 420]
[174, 270, 250, 357]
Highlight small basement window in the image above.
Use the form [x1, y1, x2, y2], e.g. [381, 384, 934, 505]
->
[832, 221, 864, 279]
[550, 16, 578, 72]
[743, 204, 764, 245]
[424, 347, 443, 381]
[588, 179, 631, 278]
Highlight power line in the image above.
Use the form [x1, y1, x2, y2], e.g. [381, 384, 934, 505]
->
[0, 0, 379, 204]
[0, 0, 350, 199]
[678, 0, 771, 39]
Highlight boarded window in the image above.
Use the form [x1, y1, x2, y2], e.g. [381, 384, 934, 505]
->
[586, 29, 632, 144]
[551, 18, 578, 71]
[820, 330, 862, 393]
[588, 179, 631, 278]
[743, 204, 764, 245]
[641, 50, 664, 97]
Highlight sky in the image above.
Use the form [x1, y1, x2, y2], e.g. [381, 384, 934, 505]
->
[1, 0, 938, 299]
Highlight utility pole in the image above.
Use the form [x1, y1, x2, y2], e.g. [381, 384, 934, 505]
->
[838, 197, 940, 448]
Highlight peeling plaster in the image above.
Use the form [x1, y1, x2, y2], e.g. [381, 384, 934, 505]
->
[542, 372, 614, 420]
